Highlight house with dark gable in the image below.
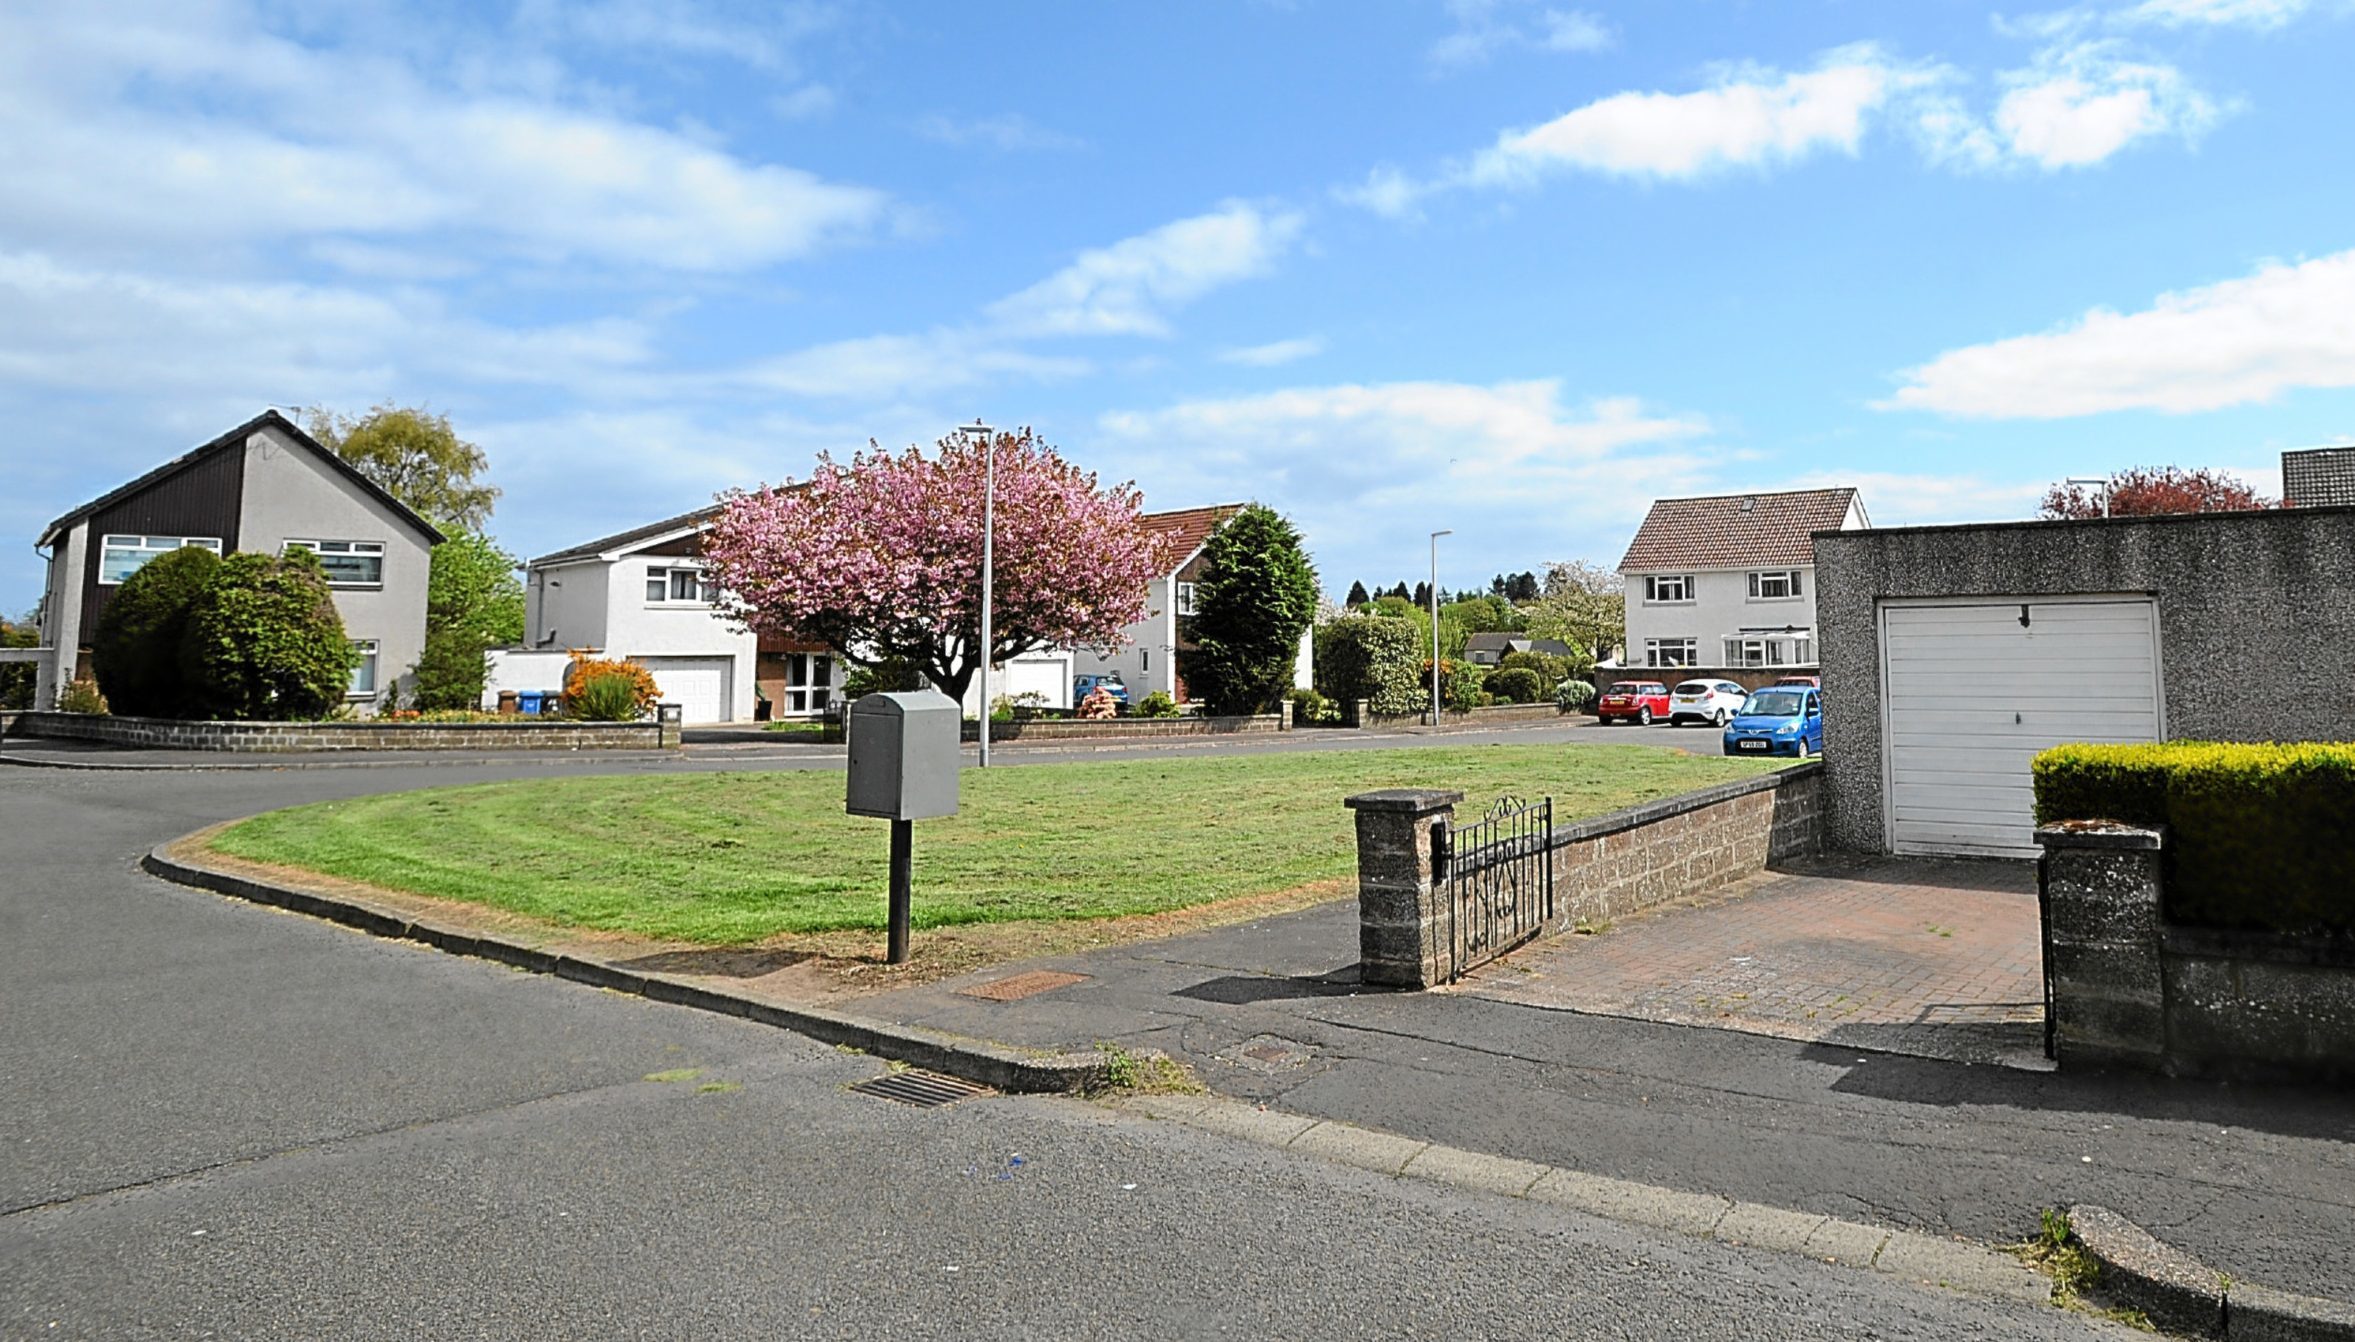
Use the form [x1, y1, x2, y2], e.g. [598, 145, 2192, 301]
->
[32, 411, 444, 713]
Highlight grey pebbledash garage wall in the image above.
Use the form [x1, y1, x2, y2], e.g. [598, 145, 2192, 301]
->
[1811, 506, 2355, 854]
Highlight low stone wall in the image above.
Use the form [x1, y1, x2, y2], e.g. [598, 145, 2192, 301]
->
[1360, 701, 1578, 731]
[6, 710, 675, 752]
[2039, 823, 2355, 1082]
[1346, 763, 1823, 988]
[959, 712, 1281, 742]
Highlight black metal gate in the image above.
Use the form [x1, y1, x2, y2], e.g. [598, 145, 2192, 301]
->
[1437, 795, 1554, 983]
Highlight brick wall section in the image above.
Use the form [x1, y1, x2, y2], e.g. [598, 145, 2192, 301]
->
[1363, 703, 1576, 731]
[959, 713, 1280, 742]
[1546, 764, 1822, 931]
[9, 711, 666, 752]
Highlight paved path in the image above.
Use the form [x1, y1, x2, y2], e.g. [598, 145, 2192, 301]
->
[1, 759, 2126, 1339]
[1462, 855, 2047, 1068]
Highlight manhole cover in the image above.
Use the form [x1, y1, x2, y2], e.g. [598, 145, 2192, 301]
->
[958, 970, 1089, 1002]
[848, 1069, 995, 1108]
[1219, 1034, 1315, 1072]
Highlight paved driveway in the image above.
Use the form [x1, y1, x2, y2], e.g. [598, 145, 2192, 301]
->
[1459, 856, 2047, 1068]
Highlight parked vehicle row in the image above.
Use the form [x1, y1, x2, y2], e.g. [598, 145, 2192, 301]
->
[1593, 677, 1827, 757]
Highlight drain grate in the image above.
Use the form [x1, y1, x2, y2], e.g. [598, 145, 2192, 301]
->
[958, 970, 1089, 1002]
[848, 1069, 995, 1108]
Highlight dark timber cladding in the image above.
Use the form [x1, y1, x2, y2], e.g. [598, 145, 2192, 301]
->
[78, 443, 245, 635]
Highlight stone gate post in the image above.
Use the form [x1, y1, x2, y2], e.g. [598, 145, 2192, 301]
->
[2036, 822, 2167, 1072]
[1344, 788, 1463, 989]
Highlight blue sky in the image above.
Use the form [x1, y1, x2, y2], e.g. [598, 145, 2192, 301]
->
[5, 0, 2351, 611]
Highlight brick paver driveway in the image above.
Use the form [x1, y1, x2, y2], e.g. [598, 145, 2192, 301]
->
[1458, 855, 2048, 1068]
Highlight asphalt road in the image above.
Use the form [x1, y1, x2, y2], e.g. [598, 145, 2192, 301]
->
[0, 759, 2130, 1340]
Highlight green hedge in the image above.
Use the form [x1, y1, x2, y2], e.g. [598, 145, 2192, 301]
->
[2032, 742, 2355, 936]
[1314, 616, 1423, 716]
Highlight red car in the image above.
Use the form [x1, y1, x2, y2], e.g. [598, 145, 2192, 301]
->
[1597, 679, 1671, 725]
[1773, 675, 1822, 688]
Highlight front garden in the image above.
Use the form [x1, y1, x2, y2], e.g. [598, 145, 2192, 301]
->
[206, 743, 1783, 948]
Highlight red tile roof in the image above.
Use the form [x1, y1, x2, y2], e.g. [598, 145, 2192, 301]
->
[1618, 488, 1863, 571]
[1139, 503, 1243, 569]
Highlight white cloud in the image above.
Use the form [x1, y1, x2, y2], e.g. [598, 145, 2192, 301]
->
[1883, 249, 2355, 418]
[2120, 0, 2314, 28]
[1430, 2, 1613, 70]
[0, 3, 889, 272]
[513, 0, 833, 73]
[1467, 47, 1910, 185]
[727, 332, 1091, 401]
[1788, 469, 2048, 525]
[1333, 166, 1427, 220]
[771, 84, 837, 120]
[1218, 337, 1326, 368]
[913, 113, 1086, 152]
[987, 203, 1305, 338]
[1992, 42, 2221, 168]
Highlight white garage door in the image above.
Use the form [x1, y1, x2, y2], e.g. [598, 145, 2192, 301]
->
[639, 657, 733, 724]
[1882, 598, 2162, 858]
[1003, 652, 1073, 710]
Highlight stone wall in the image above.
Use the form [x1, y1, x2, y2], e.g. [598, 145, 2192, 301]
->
[959, 712, 1281, 742]
[6, 710, 673, 752]
[2038, 823, 2355, 1083]
[1814, 505, 2355, 853]
[1361, 702, 1576, 731]
[1346, 764, 1822, 989]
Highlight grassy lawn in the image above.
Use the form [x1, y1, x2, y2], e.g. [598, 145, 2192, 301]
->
[207, 743, 1784, 946]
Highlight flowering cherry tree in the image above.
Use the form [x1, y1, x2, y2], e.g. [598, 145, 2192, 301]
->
[702, 429, 1170, 704]
[2040, 466, 2274, 519]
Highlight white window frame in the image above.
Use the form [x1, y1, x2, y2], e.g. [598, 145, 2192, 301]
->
[776, 652, 834, 716]
[284, 539, 386, 588]
[1723, 633, 1815, 667]
[1644, 574, 1695, 604]
[1645, 637, 1698, 668]
[1175, 581, 1198, 616]
[348, 639, 380, 699]
[644, 565, 711, 606]
[1747, 569, 1803, 601]
[97, 535, 223, 586]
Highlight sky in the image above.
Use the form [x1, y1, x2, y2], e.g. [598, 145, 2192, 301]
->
[4, 0, 2352, 611]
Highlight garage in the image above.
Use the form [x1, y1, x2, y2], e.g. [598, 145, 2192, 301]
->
[1880, 598, 2163, 858]
[1002, 651, 1074, 710]
[637, 656, 734, 724]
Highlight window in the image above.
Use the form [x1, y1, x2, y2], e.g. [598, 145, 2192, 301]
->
[1175, 581, 1198, 616]
[1644, 574, 1694, 603]
[1747, 570, 1803, 600]
[285, 540, 385, 587]
[348, 640, 379, 699]
[777, 653, 834, 715]
[1721, 634, 1816, 667]
[1645, 638, 1698, 667]
[645, 567, 709, 604]
[98, 535, 222, 585]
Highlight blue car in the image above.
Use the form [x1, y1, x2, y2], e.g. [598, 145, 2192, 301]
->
[1073, 672, 1129, 705]
[1723, 685, 1823, 757]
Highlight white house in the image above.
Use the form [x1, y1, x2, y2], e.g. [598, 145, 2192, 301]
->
[1618, 488, 1869, 673]
[518, 505, 845, 725]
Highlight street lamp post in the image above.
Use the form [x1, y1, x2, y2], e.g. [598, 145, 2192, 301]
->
[968, 421, 996, 768]
[2066, 476, 2111, 518]
[1429, 529, 1452, 726]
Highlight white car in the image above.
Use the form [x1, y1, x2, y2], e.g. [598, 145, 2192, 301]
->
[1668, 679, 1751, 727]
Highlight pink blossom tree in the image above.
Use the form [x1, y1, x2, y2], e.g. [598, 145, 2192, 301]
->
[702, 429, 1170, 704]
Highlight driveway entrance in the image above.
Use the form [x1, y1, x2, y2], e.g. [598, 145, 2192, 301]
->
[1457, 855, 2046, 1068]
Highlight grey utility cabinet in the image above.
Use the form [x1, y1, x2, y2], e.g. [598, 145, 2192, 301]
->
[846, 690, 961, 821]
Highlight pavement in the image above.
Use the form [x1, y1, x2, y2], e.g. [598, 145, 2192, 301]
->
[2, 754, 2134, 1340]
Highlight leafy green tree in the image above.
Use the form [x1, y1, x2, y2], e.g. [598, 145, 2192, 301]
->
[1182, 505, 1321, 715]
[0, 611, 38, 710]
[91, 546, 224, 718]
[1528, 560, 1626, 664]
[304, 403, 498, 531]
[413, 533, 525, 710]
[1442, 593, 1524, 634]
[1314, 615, 1423, 714]
[178, 550, 355, 721]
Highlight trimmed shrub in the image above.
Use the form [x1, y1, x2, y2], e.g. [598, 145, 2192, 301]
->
[57, 677, 109, 715]
[1485, 666, 1547, 704]
[1183, 504, 1321, 715]
[1555, 678, 1598, 712]
[1315, 615, 1423, 715]
[1134, 690, 1180, 719]
[92, 545, 223, 717]
[2032, 741, 2355, 936]
[1496, 649, 1572, 687]
[178, 550, 354, 721]
[564, 656, 660, 720]
[1286, 686, 1338, 725]
[0, 616, 36, 710]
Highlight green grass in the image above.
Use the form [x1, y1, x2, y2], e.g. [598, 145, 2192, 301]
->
[208, 743, 1784, 945]
[759, 719, 832, 736]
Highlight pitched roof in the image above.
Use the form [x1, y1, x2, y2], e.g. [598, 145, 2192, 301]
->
[39, 410, 445, 549]
[1618, 488, 1862, 572]
[2283, 446, 2355, 508]
[527, 503, 723, 567]
[1140, 503, 1244, 568]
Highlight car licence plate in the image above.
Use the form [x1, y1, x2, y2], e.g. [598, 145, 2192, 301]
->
[1737, 739, 1768, 751]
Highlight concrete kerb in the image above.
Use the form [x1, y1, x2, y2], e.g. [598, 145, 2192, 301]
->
[1121, 1092, 2050, 1309]
[2069, 1204, 2355, 1341]
[138, 841, 1123, 1097]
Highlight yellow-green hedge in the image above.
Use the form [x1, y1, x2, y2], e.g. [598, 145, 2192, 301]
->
[2032, 742, 2355, 936]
